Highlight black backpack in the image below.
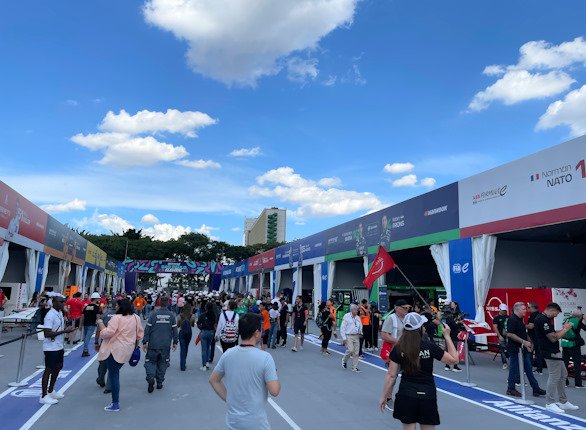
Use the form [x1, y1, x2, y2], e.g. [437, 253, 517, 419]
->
[181, 317, 192, 338]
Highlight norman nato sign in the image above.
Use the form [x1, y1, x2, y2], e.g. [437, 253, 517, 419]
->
[459, 135, 586, 237]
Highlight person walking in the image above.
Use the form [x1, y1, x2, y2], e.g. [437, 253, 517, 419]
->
[561, 308, 585, 388]
[96, 298, 144, 412]
[80, 292, 102, 357]
[198, 302, 217, 371]
[504, 302, 546, 398]
[209, 313, 280, 430]
[268, 302, 280, 349]
[492, 303, 510, 369]
[40, 293, 76, 405]
[318, 302, 333, 355]
[359, 299, 372, 356]
[216, 300, 240, 352]
[95, 299, 117, 394]
[277, 297, 290, 347]
[133, 294, 146, 317]
[379, 313, 459, 429]
[380, 299, 410, 364]
[291, 296, 307, 352]
[340, 304, 363, 373]
[178, 304, 195, 370]
[142, 296, 178, 391]
[534, 302, 579, 414]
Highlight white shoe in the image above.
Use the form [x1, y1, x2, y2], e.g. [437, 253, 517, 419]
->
[291, 347, 297, 352]
[200, 366, 207, 371]
[205, 363, 210, 369]
[558, 402, 579, 411]
[374, 347, 379, 351]
[48, 391, 64, 400]
[40, 395, 58, 405]
[545, 403, 565, 414]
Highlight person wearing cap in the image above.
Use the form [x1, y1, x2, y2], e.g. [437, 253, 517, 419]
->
[561, 308, 585, 389]
[492, 303, 510, 369]
[80, 292, 102, 357]
[534, 303, 579, 414]
[380, 299, 411, 363]
[340, 304, 363, 372]
[379, 312, 459, 428]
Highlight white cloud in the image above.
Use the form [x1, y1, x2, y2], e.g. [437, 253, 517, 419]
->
[100, 109, 217, 137]
[392, 174, 418, 187]
[143, 0, 357, 86]
[249, 166, 383, 217]
[295, 220, 306, 226]
[420, 177, 437, 188]
[231, 227, 241, 232]
[537, 85, 586, 136]
[176, 159, 221, 169]
[41, 198, 87, 214]
[195, 223, 220, 240]
[65, 99, 79, 107]
[323, 75, 337, 86]
[141, 213, 160, 224]
[517, 37, 586, 70]
[229, 147, 262, 157]
[97, 213, 134, 234]
[287, 57, 319, 84]
[143, 223, 192, 241]
[318, 177, 342, 187]
[383, 162, 414, 174]
[483, 65, 505, 76]
[469, 70, 575, 111]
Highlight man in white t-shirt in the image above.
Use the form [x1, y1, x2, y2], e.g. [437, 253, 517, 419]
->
[209, 313, 280, 430]
[41, 294, 75, 405]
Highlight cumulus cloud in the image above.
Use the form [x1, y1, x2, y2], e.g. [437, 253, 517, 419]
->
[318, 177, 342, 187]
[176, 159, 221, 169]
[71, 109, 220, 168]
[41, 198, 87, 213]
[537, 85, 586, 136]
[231, 227, 241, 232]
[383, 162, 414, 174]
[249, 166, 383, 217]
[229, 147, 262, 157]
[97, 214, 134, 234]
[143, 0, 357, 86]
[287, 57, 319, 84]
[143, 223, 192, 241]
[420, 177, 437, 188]
[195, 223, 220, 240]
[141, 213, 160, 224]
[392, 174, 418, 187]
[469, 37, 586, 112]
[100, 109, 217, 137]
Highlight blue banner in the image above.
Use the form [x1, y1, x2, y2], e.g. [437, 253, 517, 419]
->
[449, 238, 475, 317]
[234, 260, 248, 277]
[321, 263, 328, 301]
[35, 252, 45, 292]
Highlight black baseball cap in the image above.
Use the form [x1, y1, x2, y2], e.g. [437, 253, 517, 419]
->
[395, 299, 409, 307]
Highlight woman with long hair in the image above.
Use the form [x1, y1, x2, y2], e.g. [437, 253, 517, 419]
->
[318, 302, 333, 355]
[379, 312, 459, 430]
[178, 303, 195, 371]
[197, 301, 217, 371]
[96, 298, 144, 412]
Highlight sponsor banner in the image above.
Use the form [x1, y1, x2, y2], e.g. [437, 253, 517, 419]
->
[325, 183, 459, 256]
[234, 259, 248, 276]
[484, 288, 552, 327]
[248, 249, 275, 273]
[44, 216, 87, 265]
[105, 256, 118, 275]
[449, 238, 475, 317]
[222, 264, 234, 278]
[460, 135, 586, 235]
[117, 262, 125, 278]
[298, 232, 326, 261]
[85, 242, 106, 269]
[275, 242, 300, 268]
[124, 260, 223, 275]
[552, 288, 586, 354]
[0, 181, 47, 251]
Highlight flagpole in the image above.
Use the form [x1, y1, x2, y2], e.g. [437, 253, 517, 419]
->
[394, 264, 432, 310]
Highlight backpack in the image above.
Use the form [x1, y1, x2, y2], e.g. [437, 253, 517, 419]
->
[316, 312, 325, 328]
[220, 311, 238, 343]
[181, 317, 192, 339]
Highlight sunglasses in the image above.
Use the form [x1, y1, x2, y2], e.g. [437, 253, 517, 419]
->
[400, 305, 411, 311]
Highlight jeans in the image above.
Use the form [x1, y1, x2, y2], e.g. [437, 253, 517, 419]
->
[144, 305, 151, 319]
[82, 325, 96, 353]
[545, 355, 568, 404]
[106, 354, 124, 404]
[268, 321, 278, 347]
[508, 348, 539, 390]
[563, 345, 583, 387]
[200, 330, 214, 366]
[144, 348, 170, 384]
[179, 334, 191, 371]
[97, 359, 111, 390]
[277, 323, 287, 345]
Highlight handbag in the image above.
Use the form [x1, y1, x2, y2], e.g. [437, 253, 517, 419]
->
[129, 315, 141, 367]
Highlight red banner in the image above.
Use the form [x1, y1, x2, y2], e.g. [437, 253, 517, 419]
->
[248, 249, 275, 273]
[484, 288, 552, 326]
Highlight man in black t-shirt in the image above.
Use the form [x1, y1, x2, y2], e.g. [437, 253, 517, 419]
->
[291, 296, 307, 352]
[277, 297, 289, 347]
[504, 302, 545, 398]
[80, 293, 102, 357]
[526, 302, 544, 374]
[492, 303, 509, 369]
[534, 303, 577, 414]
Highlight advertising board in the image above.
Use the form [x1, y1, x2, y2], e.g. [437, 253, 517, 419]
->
[44, 216, 87, 265]
[124, 260, 223, 275]
[248, 249, 275, 273]
[86, 242, 107, 270]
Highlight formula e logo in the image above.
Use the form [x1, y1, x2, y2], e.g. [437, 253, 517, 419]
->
[452, 263, 469, 274]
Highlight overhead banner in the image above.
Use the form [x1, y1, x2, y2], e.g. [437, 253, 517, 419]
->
[275, 242, 300, 268]
[0, 181, 47, 251]
[234, 260, 248, 277]
[44, 216, 87, 265]
[86, 242, 107, 270]
[124, 259, 223, 275]
[222, 264, 234, 279]
[248, 249, 275, 273]
[459, 135, 586, 237]
[105, 256, 118, 275]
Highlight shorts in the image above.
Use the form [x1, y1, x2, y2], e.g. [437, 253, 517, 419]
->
[393, 393, 440, 426]
[262, 330, 269, 345]
[293, 321, 305, 335]
[44, 350, 65, 369]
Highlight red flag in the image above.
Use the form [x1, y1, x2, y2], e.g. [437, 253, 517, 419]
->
[363, 246, 396, 290]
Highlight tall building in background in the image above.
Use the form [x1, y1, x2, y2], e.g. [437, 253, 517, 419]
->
[244, 208, 286, 246]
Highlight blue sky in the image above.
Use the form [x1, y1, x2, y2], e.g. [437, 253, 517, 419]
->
[1, 0, 585, 244]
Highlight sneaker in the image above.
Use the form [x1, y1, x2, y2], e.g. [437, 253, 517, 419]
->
[374, 347, 379, 351]
[452, 365, 463, 372]
[104, 402, 120, 412]
[545, 403, 566, 414]
[291, 347, 297, 352]
[352, 367, 362, 373]
[206, 363, 210, 369]
[558, 402, 579, 411]
[280, 343, 286, 348]
[445, 365, 451, 371]
[359, 355, 365, 359]
[156, 384, 163, 390]
[515, 381, 528, 386]
[532, 388, 546, 396]
[502, 363, 508, 370]
[48, 391, 64, 400]
[148, 381, 154, 393]
[81, 351, 90, 357]
[575, 385, 586, 389]
[39, 395, 58, 405]
[342, 360, 347, 369]
[506, 388, 522, 397]
[200, 366, 207, 371]
[324, 350, 331, 355]
[535, 370, 543, 375]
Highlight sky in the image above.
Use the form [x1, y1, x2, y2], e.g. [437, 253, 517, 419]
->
[1, 0, 585, 245]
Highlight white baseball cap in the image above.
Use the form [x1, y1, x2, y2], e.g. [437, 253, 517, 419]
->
[403, 312, 428, 331]
[90, 292, 101, 299]
[499, 303, 508, 311]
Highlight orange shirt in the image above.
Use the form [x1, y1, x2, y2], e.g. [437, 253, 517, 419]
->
[133, 297, 146, 311]
[360, 306, 371, 326]
[262, 309, 270, 330]
[329, 305, 337, 322]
